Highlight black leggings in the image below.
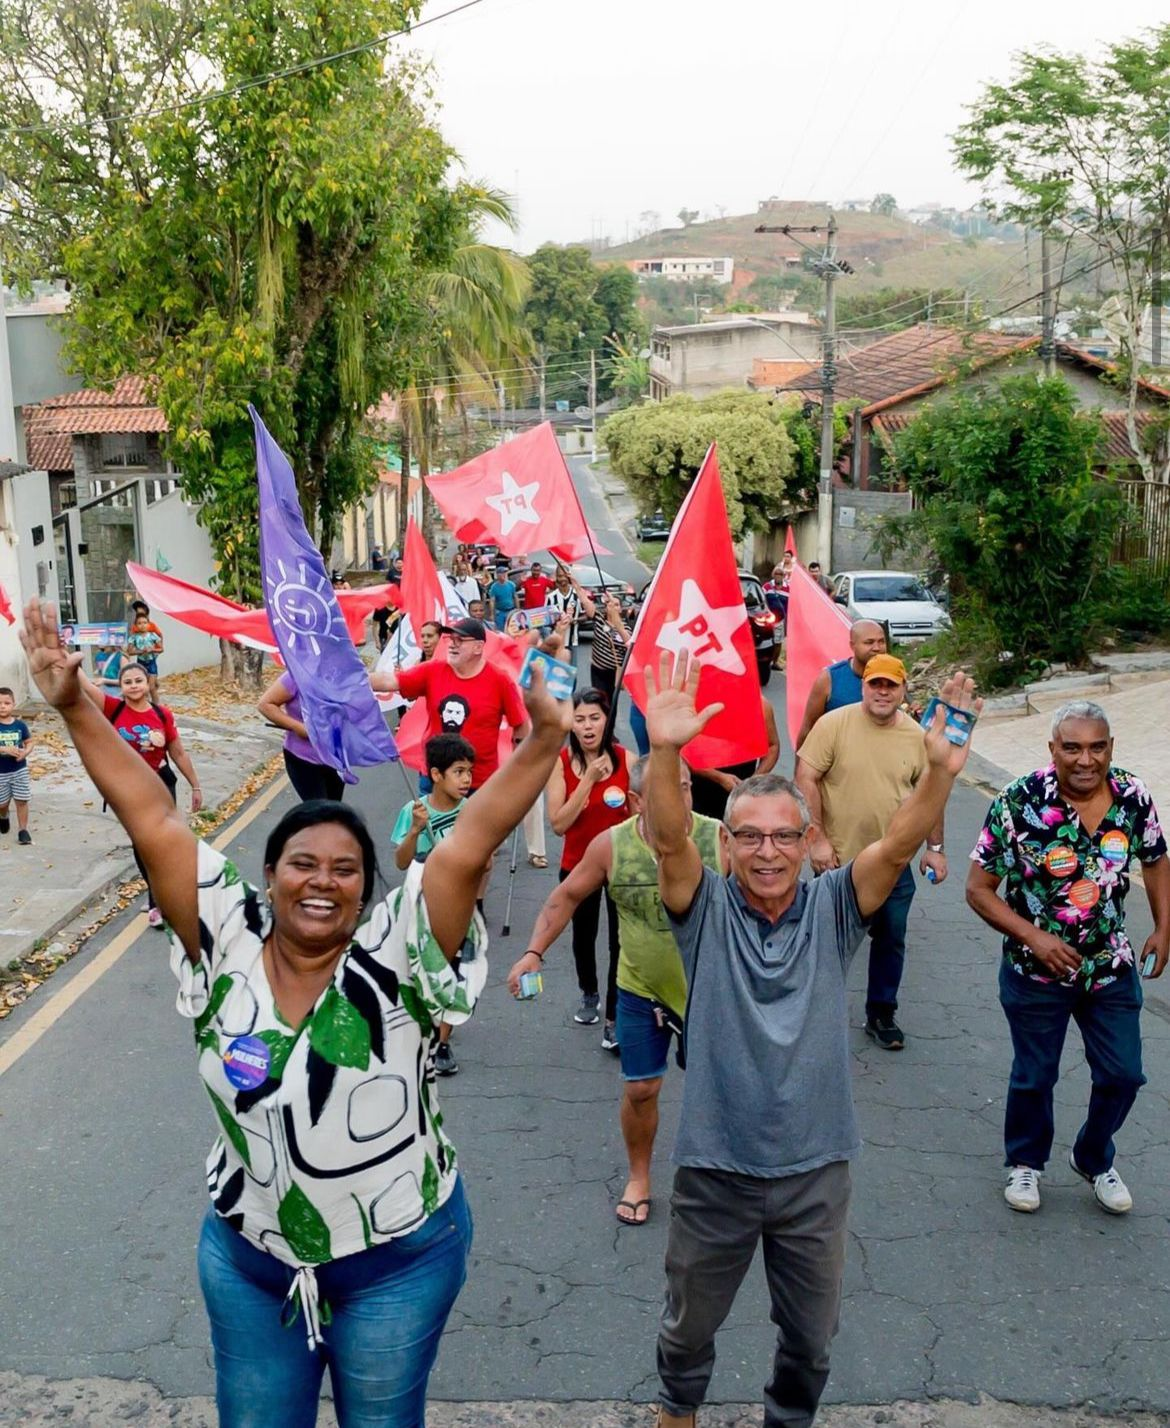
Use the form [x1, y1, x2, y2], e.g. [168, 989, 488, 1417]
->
[284, 749, 345, 803]
[135, 764, 178, 910]
[559, 867, 620, 1022]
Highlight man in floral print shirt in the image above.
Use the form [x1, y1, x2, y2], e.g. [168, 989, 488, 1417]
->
[967, 701, 1170, 1217]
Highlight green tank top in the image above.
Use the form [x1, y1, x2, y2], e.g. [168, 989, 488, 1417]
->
[609, 813, 722, 1017]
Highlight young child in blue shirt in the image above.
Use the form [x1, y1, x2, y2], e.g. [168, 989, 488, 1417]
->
[392, 732, 476, 1076]
[0, 685, 34, 845]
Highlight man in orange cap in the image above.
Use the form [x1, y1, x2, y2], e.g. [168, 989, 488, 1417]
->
[795, 653, 947, 1049]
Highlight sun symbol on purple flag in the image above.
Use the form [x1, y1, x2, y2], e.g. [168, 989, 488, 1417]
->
[267, 558, 345, 656]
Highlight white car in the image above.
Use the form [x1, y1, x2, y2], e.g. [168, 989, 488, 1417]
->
[832, 570, 951, 643]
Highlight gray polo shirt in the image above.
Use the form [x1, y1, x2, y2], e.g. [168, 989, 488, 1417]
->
[668, 865, 866, 1178]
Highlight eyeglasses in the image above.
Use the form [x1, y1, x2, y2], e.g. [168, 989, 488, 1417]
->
[722, 824, 806, 850]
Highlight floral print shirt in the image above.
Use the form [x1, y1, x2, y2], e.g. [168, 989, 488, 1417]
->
[971, 765, 1166, 991]
[168, 843, 486, 1344]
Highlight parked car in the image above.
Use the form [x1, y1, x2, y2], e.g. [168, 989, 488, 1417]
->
[634, 571, 778, 686]
[636, 509, 671, 542]
[831, 570, 951, 643]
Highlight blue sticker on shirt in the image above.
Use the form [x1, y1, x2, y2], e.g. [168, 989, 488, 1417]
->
[223, 1035, 271, 1090]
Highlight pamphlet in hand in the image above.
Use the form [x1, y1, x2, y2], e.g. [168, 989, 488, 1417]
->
[519, 647, 577, 701]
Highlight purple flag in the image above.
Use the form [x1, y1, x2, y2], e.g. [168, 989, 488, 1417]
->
[252, 405, 398, 783]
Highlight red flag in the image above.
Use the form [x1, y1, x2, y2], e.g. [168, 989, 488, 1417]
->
[625, 446, 767, 770]
[784, 525, 797, 556]
[425, 422, 608, 558]
[401, 519, 446, 627]
[126, 563, 398, 651]
[784, 564, 851, 749]
[0, 581, 14, 626]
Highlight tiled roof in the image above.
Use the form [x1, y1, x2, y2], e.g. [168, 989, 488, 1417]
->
[776, 324, 1037, 412]
[23, 375, 167, 472]
[1056, 344, 1170, 403]
[872, 407, 1157, 467]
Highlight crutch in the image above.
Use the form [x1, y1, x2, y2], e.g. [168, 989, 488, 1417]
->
[501, 823, 522, 936]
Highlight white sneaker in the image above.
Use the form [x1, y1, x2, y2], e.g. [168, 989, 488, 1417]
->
[1004, 1165, 1042, 1212]
[1069, 1151, 1133, 1214]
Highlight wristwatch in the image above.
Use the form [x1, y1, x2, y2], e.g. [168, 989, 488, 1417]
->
[927, 843, 945, 853]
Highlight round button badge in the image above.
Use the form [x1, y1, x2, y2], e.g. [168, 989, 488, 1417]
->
[1099, 830, 1129, 868]
[1067, 878, 1101, 912]
[1044, 845, 1079, 878]
[223, 1035, 271, 1091]
[602, 786, 627, 809]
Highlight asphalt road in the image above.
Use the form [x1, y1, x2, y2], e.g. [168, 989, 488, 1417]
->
[3, 461, 1170, 1422]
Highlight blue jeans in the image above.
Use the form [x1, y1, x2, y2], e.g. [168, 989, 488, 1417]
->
[866, 865, 915, 1017]
[616, 987, 675, 1081]
[999, 962, 1146, 1174]
[198, 1177, 472, 1428]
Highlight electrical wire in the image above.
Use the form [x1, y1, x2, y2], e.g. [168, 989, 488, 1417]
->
[0, 0, 488, 137]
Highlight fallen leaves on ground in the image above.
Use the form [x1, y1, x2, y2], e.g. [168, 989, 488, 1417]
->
[0, 753, 284, 1019]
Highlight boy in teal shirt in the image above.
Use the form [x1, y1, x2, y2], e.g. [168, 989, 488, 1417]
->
[392, 732, 476, 1076]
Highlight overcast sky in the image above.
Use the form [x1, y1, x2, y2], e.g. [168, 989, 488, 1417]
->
[410, 0, 1166, 252]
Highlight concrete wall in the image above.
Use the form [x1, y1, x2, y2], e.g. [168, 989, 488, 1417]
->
[651, 323, 821, 399]
[831, 489, 913, 572]
[138, 486, 219, 677]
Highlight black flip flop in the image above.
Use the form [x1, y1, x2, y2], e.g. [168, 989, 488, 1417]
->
[615, 1197, 652, 1226]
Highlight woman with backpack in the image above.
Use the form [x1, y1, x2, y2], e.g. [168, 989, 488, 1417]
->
[83, 660, 203, 927]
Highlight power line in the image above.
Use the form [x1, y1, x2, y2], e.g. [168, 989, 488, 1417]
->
[0, 0, 488, 137]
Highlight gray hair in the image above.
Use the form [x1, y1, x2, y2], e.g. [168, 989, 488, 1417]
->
[628, 755, 691, 797]
[1050, 700, 1111, 741]
[725, 773, 810, 829]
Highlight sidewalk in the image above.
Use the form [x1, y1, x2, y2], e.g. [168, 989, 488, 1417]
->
[0, 665, 283, 995]
[969, 660, 1170, 806]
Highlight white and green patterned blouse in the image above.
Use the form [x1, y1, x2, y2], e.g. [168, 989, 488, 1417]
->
[169, 842, 487, 1344]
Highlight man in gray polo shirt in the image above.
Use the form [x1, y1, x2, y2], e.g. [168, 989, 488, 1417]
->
[643, 650, 980, 1428]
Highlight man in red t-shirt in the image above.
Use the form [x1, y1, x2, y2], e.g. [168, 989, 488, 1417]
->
[520, 562, 555, 613]
[373, 617, 528, 789]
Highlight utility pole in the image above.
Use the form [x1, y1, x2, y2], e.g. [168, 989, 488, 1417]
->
[754, 214, 850, 569]
[1152, 230, 1163, 369]
[1040, 229, 1056, 378]
[589, 349, 597, 458]
[538, 347, 547, 422]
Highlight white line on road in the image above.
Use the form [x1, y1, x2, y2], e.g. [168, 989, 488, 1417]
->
[0, 773, 289, 1081]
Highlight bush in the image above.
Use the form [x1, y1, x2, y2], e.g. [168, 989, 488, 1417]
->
[876, 375, 1126, 681]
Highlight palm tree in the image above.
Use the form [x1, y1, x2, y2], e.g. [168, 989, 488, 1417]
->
[396, 185, 532, 549]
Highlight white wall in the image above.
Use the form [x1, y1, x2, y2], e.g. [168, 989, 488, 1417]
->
[138, 487, 221, 676]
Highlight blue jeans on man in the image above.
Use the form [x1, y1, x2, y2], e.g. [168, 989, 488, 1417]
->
[865, 865, 915, 1019]
[998, 961, 1146, 1175]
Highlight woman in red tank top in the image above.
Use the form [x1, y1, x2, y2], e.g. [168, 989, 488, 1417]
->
[546, 688, 631, 1049]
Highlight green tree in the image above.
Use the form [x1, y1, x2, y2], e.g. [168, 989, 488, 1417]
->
[871, 193, 898, 217]
[0, 0, 458, 603]
[837, 287, 971, 332]
[524, 246, 641, 404]
[877, 375, 1123, 684]
[602, 390, 816, 534]
[954, 25, 1170, 480]
[395, 186, 532, 548]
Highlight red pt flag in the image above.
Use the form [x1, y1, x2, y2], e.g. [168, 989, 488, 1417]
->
[784, 564, 851, 749]
[625, 445, 766, 770]
[401, 518, 446, 627]
[425, 422, 608, 559]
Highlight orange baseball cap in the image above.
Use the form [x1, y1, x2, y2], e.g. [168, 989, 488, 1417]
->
[863, 654, 908, 684]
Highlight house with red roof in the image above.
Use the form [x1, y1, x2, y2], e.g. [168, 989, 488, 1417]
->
[766, 323, 1169, 488]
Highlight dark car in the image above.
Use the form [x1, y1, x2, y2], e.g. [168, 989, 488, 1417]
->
[633, 571, 777, 686]
[636, 509, 671, 542]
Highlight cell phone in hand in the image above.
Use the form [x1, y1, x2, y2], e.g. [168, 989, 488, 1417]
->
[1142, 951, 1158, 978]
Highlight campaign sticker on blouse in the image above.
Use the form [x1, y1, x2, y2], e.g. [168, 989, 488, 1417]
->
[602, 786, 626, 809]
[1067, 878, 1101, 912]
[223, 1035, 271, 1091]
[1045, 845, 1079, 878]
[1099, 830, 1129, 868]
